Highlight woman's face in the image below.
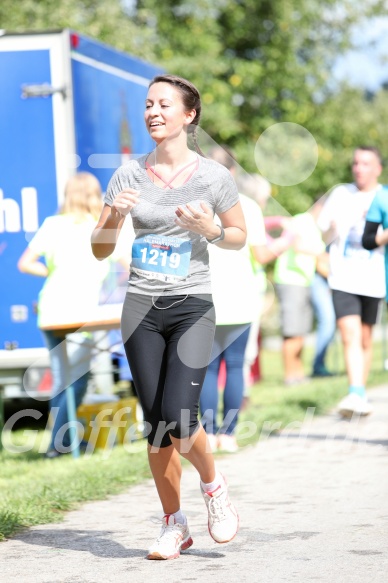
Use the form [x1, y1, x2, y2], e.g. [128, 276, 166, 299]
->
[145, 82, 195, 143]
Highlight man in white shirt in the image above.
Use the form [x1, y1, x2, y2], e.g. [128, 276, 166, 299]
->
[318, 146, 385, 417]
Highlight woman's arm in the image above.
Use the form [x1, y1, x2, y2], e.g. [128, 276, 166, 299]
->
[17, 248, 48, 277]
[91, 204, 125, 260]
[91, 188, 139, 260]
[215, 201, 247, 249]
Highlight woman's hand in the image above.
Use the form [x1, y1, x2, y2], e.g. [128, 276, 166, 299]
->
[174, 201, 220, 239]
[112, 188, 140, 217]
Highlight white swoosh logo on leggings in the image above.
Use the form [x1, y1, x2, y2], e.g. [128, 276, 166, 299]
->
[191, 381, 200, 385]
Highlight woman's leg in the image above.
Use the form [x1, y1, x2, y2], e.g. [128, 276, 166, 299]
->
[243, 282, 264, 387]
[122, 293, 183, 514]
[170, 424, 215, 483]
[66, 332, 94, 404]
[122, 294, 218, 513]
[311, 274, 336, 374]
[138, 294, 238, 549]
[147, 443, 182, 515]
[54, 332, 93, 449]
[161, 295, 216, 482]
[164, 305, 239, 544]
[199, 329, 223, 435]
[221, 324, 251, 435]
[44, 331, 93, 451]
[42, 330, 69, 452]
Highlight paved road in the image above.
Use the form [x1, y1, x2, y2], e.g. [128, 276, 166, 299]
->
[1, 386, 387, 583]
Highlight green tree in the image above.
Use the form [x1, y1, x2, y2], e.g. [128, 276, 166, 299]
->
[0, 0, 155, 60]
[2, 0, 388, 212]
[134, 0, 388, 212]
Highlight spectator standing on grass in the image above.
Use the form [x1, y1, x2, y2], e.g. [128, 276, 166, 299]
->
[91, 75, 244, 560]
[310, 251, 337, 378]
[236, 173, 292, 388]
[310, 197, 337, 378]
[274, 202, 327, 386]
[318, 146, 385, 417]
[18, 173, 109, 458]
[199, 150, 292, 453]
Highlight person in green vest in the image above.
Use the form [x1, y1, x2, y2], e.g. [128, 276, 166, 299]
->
[274, 200, 326, 385]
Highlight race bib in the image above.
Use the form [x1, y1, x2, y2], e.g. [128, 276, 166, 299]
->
[343, 222, 371, 261]
[131, 234, 192, 283]
[343, 240, 371, 260]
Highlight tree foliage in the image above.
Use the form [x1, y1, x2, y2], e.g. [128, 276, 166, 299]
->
[1, 0, 388, 213]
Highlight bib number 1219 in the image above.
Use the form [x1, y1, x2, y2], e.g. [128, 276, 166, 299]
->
[131, 234, 192, 282]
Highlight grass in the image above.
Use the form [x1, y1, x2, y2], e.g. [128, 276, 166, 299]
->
[1, 339, 386, 541]
[0, 439, 151, 541]
[237, 338, 387, 445]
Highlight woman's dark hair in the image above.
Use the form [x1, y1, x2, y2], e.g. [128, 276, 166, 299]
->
[149, 74, 205, 156]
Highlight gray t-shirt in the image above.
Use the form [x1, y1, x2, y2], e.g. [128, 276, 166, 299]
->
[104, 153, 239, 296]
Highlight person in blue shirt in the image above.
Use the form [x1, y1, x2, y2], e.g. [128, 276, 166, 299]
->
[362, 186, 388, 302]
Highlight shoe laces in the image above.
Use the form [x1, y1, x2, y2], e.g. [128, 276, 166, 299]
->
[154, 516, 183, 543]
[208, 490, 228, 522]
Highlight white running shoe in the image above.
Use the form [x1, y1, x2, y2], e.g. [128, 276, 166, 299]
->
[147, 514, 193, 560]
[201, 474, 239, 543]
[338, 393, 372, 418]
[217, 434, 238, 453]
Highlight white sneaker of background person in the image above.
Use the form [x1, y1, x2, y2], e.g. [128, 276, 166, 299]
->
[338, 392, 372, 418]
[217, 433, 239, 453]
[201, 472, 239, 543]
[206, 433, 219, 453]
[147, 514, 193, 560]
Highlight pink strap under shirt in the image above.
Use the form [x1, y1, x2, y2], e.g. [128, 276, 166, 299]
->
[145, 157, 199, 189]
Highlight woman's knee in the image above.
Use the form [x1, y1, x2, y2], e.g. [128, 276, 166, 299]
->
[162, 406, 198, 440]
[146, 416, 198, 447]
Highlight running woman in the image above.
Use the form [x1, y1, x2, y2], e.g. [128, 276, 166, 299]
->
[91, 74, 246, 560]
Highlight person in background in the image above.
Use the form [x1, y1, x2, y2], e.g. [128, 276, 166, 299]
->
[18, 172, 109, 458]
[200, 152, 292, 453]
[274, 202, 327, 385]
[362, 186, 388, 308]
[318, 146, 385, 417]
[309, 196, 337, 378]
[234, 173, 293, 390]
[91, 75, 244, 560]
[310, 248, 337, 377]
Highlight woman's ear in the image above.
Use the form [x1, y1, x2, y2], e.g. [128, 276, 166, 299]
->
[185, 109, 197, 125]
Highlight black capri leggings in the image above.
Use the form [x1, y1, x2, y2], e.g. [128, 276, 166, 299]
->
[121, 293, 216, 448]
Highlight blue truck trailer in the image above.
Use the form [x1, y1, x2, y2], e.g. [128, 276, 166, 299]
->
[0, 29, 162, 401]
